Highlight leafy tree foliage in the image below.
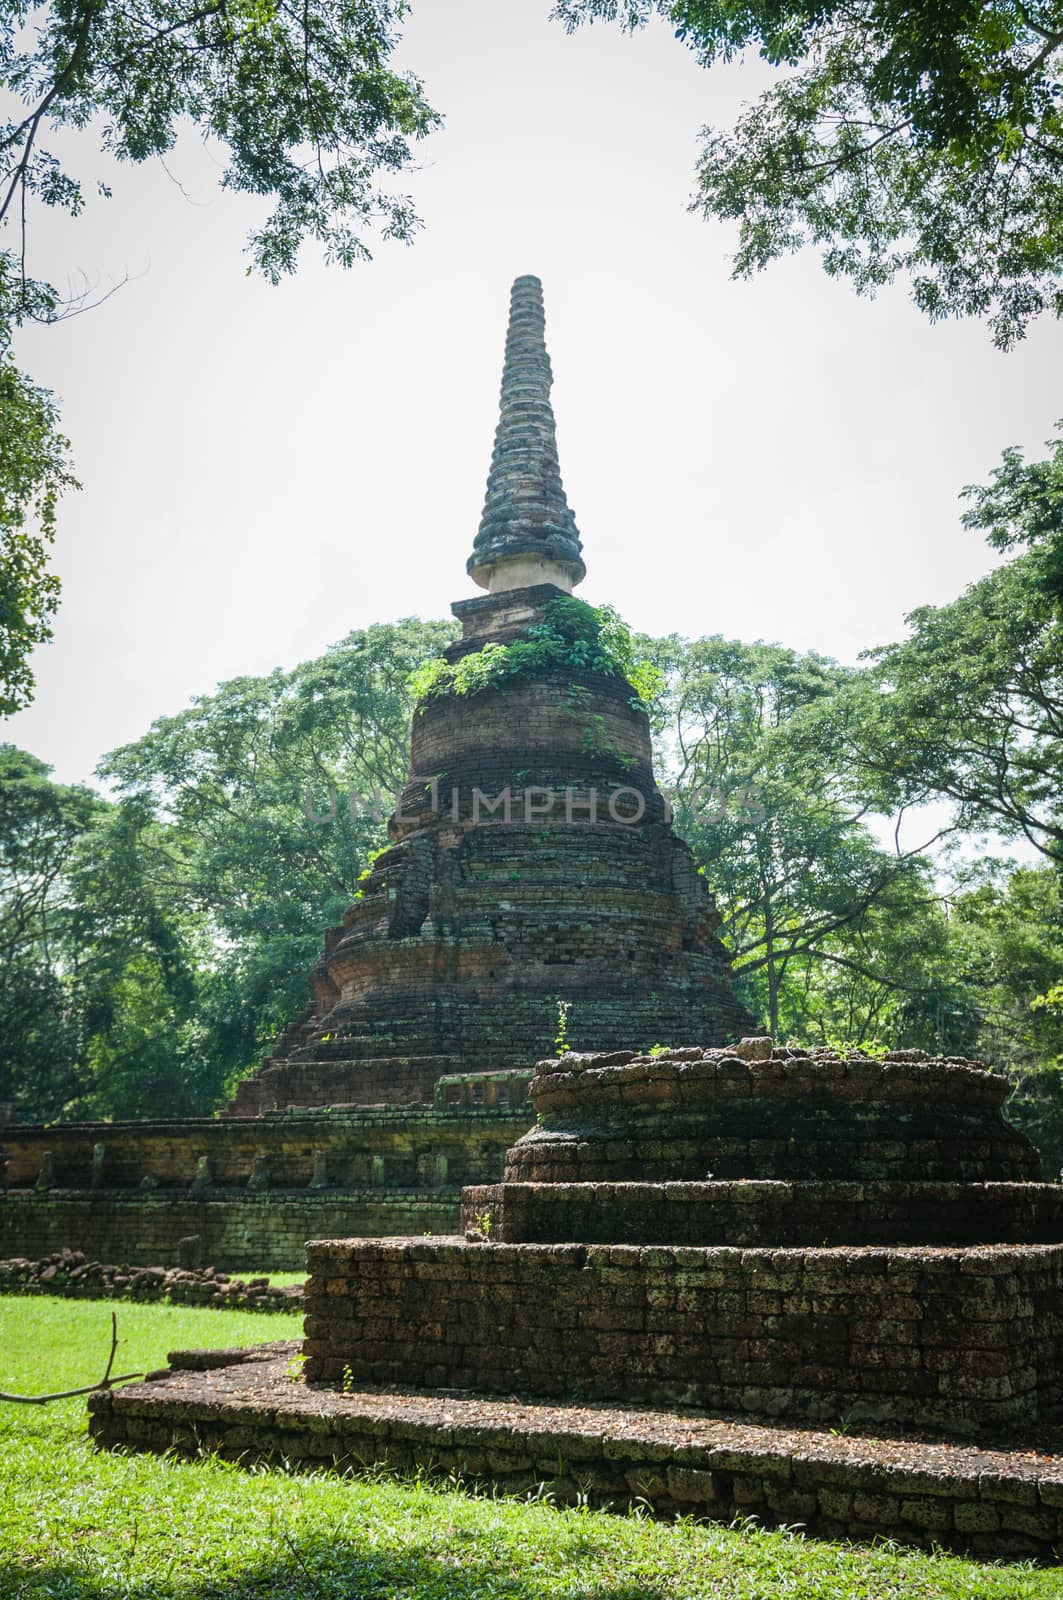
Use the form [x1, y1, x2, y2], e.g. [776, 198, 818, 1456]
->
[410, 597, 664, 708]
[0, 620, 452, 1122]
[1, 0, 438, 285]
[644, 633, 947, 1036]
[0, 0, 439, 709]
[556, 0, 1063, 344]
[963, 419, 1063, 589]
[947, 861, 1063, 1172]
[0, 746, 103, 1117]
[64, 801, 211, 1119]
[88, 617, 454, 1115]
[0, 345, 76, 713]
[779, 883, 981, 1059]
[648, 628, 1063, 1162]
[824, 430, 1063, 862]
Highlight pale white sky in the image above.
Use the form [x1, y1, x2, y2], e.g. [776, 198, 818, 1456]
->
[6, 0, 1062, 787]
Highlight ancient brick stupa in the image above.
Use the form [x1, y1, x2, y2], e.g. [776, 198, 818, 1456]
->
[90, 279, 1063, 1559]
[224, 273, 756, 1116]
[1, 274, 754, 1271]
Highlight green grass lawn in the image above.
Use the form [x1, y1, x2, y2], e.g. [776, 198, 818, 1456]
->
[1, 1295, 1061, 1599]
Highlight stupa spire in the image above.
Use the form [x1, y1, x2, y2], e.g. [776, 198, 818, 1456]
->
[467, 275, 586, 594]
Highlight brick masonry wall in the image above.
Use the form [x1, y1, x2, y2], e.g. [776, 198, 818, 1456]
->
[408, 670, 653, 782]
[226, 1056, 450, 1113]
[460, 1180, 1063, 1248]
[230, 665, 756, 1113]
[1, 1106, 529, 1190]
[0, 1192, 460, 1272]
[302, 1238, 1063, 1436]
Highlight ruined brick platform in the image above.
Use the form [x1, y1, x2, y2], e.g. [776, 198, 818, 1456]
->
[89, 1037, 1063, 1557]
[293, 1044, 1063, 1445]
[302, 1235, 1063, 1437]
[90, 1343, 1063, 1560]
[500, 1045, 1039, 1183]
[0, 1095, 530, 1269]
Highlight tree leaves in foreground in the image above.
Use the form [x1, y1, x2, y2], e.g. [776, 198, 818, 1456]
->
[556, 0, 1063, 345]
[1, 0, 439, 286]
[0, 0, 439, 709]
[0, 342, 76, 714]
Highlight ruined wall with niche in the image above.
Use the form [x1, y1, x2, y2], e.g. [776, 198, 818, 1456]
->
[0, 1098, 532, 1269]
[0, 1192, 460, 1273]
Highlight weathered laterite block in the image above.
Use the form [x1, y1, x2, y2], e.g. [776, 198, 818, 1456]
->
[507, 1046, 1038, 1184]
[0, 1103, 529, 1268]
[0, 1191, 459, 1273]
[293, 1042, 1063, 1443]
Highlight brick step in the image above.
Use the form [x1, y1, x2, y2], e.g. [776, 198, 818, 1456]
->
[463, 1180, 1063, 1248]
[91, 1344, 1063, 1561]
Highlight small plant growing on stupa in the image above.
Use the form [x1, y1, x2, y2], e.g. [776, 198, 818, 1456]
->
[647, 1043, 670, 1058]
[554, 999, 572, 1055]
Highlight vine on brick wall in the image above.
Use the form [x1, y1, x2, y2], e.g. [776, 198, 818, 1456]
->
[409, 598, 663, 710]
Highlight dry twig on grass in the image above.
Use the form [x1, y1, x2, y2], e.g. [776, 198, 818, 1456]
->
[0, 1310, 143, 1404]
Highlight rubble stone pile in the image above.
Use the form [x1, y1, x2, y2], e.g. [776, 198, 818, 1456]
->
[0, 1250, 302, 1312]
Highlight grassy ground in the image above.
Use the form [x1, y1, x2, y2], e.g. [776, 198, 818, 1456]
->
[1, 1296, 1061, 1599]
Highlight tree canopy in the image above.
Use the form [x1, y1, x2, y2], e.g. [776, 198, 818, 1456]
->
[0, 0, 438, 710]
[0, 618, 453, 1121]
[818, 428, 1063, 861]
[1, 0, 438, 287]
[643, 632, 956, 1039]
[0, 351, 76, 712]
[556, 0, 1063, 345]
[0, 746, 104, 1115]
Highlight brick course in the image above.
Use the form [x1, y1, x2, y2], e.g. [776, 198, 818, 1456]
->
[461, 1179, 1063, 1247]
[507, 1047, 1039, 1184]
[2, 1102, 527, 1191]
